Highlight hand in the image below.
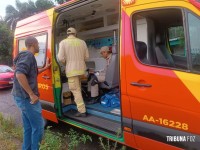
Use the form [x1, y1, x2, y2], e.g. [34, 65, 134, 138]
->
[89, 70, 94, 74]
[95, 72, 99, 76]
[29, 93, 39, 104]
[38, 57, 52, 73]
[88, 68, 95, 74]
[45, 57, 52, 69]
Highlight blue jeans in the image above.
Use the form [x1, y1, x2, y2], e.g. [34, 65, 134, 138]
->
[13, 96, 44, 150]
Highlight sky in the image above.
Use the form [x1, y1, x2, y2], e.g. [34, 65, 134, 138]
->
[0, 0, 36, 19]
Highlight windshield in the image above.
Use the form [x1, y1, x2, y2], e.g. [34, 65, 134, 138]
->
[0, 66, 13, 73]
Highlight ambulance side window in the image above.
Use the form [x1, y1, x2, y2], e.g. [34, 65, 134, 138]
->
[168, 26, 185, 57]
[18, 34, 47, 68]
[188, 13, 200, 72]
[132, 8, 188, 70]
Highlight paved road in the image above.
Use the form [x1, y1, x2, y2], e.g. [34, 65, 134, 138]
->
[0, 88, 22, 125]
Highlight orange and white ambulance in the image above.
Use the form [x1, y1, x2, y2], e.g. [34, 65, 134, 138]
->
[13, 0, 200, 149]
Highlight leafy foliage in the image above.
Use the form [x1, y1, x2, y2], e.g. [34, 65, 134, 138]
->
[67, 128, 92, 150]
[99, 129, 127, 150]
[40, 126, 67, 150]
[0, 20, 13, 65]
[54, 0, 70, 4]
[99, 137, 127, 150]
[40, 127, 92, 150]
[5, 0, 55, 30]
[35, 0, 55, 13]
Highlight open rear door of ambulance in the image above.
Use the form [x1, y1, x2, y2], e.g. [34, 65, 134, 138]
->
[14, 8, 59, 124]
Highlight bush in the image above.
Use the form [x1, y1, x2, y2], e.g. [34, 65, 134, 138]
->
[99, 129, 126, 150]
[40, 126, 67, 150]
[67, 128, 92, 150]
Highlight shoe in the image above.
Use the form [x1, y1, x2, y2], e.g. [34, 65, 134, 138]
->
[75, 112, 87, 117]
[86, 97, 99, 105]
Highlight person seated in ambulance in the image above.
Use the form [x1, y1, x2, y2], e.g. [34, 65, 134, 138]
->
[87, 46, 112, 104]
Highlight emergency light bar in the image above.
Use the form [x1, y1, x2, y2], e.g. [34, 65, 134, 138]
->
[122, 0, 135, 6]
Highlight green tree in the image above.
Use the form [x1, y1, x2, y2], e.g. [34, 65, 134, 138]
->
[54, 0, 70, 4]
[5, 0, 54, 30]
[0, 20, 13, 65]
[35, 0, 55, 13]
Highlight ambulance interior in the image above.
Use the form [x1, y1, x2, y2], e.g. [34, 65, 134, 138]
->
[55, 0, 121, 135]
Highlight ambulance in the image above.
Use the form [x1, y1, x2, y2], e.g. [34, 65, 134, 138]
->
[13, 0, 200, 149]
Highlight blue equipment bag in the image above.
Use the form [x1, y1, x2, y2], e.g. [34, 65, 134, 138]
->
[110, 97, 120, 108]
[100, 89, 120, 108]
[100, 94, 111, 107]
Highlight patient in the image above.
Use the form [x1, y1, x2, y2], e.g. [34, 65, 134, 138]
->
[87, 46, 112, 104]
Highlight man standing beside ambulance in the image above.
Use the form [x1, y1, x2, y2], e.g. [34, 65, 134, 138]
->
[58, 27, 89, 117]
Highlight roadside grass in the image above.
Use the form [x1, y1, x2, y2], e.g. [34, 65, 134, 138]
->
[40, 126, 68, 150]
[0, 113, 23, 150]
[66, 128, 92, 150]
[99, 137, 127, 150]
[0, 136, 21, 150]
[0, 113, 127, 150]
[99, 129, 127, 150]
[0, 113, 93, 150]
[40, 127, 93, 150]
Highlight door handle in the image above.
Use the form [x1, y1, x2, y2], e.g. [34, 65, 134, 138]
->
[42, 75, 50, 80]
[131, 82, 152, 87]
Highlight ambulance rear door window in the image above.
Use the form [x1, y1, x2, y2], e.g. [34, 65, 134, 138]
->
[18, 34, 47, 68]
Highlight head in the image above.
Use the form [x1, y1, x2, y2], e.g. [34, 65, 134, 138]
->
[100, 46, 111, 59]
[25, 36, 39, 54]
[67, 27, 77, 37]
